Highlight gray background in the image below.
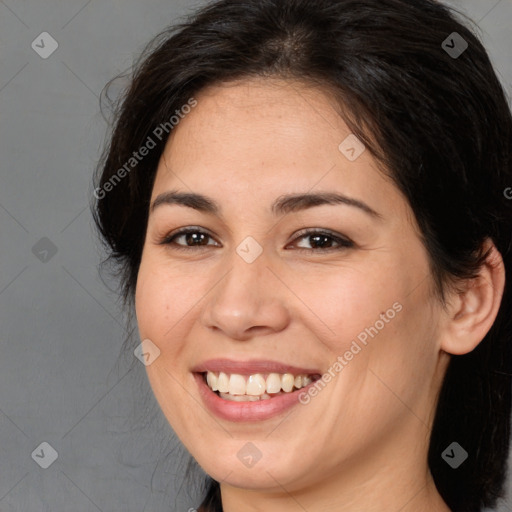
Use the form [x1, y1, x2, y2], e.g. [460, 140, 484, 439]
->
[0, 0, 511, 511]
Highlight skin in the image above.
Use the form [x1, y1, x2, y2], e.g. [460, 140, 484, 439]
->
[134, 77, 505, 512]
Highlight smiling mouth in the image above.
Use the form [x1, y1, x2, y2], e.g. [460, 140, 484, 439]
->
[201, 371, 322, 402]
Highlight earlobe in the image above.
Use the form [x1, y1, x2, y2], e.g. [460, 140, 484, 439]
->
[440, 239, 506, 356]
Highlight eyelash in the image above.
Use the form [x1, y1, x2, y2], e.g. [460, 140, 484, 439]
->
[158, 227, 354, 253]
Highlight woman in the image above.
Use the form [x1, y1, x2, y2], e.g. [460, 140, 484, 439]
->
[91, 0, 512, 510]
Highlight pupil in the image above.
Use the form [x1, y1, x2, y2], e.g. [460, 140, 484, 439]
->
[311, 235, 331, 248]
[187, 233, 206, 245]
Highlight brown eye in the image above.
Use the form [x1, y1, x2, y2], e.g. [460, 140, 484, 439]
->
[159, 228, 219, 250]
[289, 230, 354, 252]
[159, 227, 354, 253]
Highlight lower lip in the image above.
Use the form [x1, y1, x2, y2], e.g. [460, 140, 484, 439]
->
[194, 372, 316, 422]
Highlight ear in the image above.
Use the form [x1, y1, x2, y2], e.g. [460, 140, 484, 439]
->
[440, 239, 506, 356]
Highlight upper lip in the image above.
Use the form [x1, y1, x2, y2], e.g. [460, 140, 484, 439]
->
[191, 358, 322, 376]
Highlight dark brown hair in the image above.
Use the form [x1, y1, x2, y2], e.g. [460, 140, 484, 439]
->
[91, 1, 512, 510]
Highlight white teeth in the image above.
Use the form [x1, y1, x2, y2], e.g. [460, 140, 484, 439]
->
[266, 373, 282, 393]
[217, 372, 229, 393]
[246, 374, 266, 396]
[302, 376, 312, 386]
[281, 373, 294, 392]
[220, 391, 281, 402]
[219, 392, 261, 402]
[205, 370, 316, 399]
[207, 372, 218, 391]
[228, 374, 246, 395]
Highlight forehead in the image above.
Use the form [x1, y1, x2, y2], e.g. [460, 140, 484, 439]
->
[151, 78, 404, 223]
[167, 79, 345, 162]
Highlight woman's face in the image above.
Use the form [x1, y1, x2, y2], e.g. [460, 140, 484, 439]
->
[135, 78, 450, 495]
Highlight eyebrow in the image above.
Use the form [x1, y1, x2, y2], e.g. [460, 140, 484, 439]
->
[150, 189, 383, 220]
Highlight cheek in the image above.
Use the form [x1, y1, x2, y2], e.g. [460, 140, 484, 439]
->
[296, 254, 437, 398]
[134, 258, 205, 359]
[134, 260, 199, 419]
[291, 263, 406, 352]
[135, 261, 171, 357]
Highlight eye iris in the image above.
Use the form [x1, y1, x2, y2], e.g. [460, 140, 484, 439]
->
[309, 234, 333, 249]
[164, 229, 350, 252]
[187, 232, 207, 245]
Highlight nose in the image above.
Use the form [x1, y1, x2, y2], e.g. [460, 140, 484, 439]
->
[200, 247, 290, 341]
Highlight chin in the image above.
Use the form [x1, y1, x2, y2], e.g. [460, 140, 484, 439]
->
[192, 441, 314, 491]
